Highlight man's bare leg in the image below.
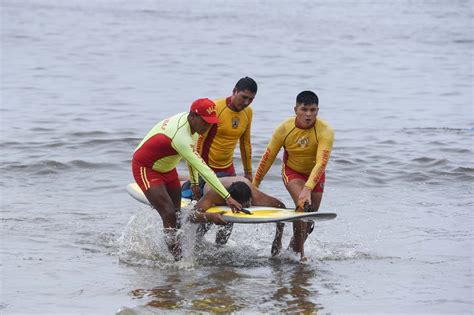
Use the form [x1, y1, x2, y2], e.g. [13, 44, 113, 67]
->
[284, 179, 324, 261]
[144, 184, 182, 261]
[216, 224, 234, 245]
[271, 222, 285, 256]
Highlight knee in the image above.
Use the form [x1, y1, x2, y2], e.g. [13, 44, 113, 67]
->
[156, 208, 177, 228]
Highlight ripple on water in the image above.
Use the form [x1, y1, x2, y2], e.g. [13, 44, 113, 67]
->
[1, 159, 120, 176]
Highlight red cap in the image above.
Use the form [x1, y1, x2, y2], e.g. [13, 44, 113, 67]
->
[190, 98, 219, 123]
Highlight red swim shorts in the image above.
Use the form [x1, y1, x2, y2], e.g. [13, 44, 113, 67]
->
[282, 164, 325, 193]
[211, 163, 236, 177]
[132, 159, 180, 192]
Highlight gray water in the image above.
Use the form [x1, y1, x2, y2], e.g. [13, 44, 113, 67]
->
[1, 0, 473, 314]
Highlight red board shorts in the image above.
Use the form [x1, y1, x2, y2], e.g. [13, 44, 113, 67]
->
[211, 163, 236, 177]
[282, 164, 325, 193]
[132, 159, 180, 192]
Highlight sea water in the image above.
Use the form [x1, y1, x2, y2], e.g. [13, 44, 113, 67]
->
[1, 0, 472, 314]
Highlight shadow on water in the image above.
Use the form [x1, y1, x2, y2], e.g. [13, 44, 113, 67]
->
[118, 260, 323, 314]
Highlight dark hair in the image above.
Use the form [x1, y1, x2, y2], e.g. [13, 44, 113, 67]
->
[235, 77, 258, 94]
[296, 91, 319, 105]
[227, 181, 251, 204]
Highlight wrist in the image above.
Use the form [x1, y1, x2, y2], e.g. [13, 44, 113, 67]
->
[303, 185, 313, 191]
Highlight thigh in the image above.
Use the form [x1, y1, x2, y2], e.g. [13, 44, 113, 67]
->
[310, 191, 323, 211]
[144, 184, 177, 228]
[285, 178, 306, 207]
[166, 185, 182, 211]
[282, 164, 308, 207]
[145, 184, 173, 210]
[159, 168, 181, 210]
[310, 172, 325, 211]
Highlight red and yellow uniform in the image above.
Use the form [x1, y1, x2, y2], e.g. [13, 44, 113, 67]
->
[132, 112, 230, 199]
[253, 116, 334, 191]
[196, 97, 252, 175]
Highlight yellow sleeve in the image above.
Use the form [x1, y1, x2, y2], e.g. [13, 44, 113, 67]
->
[305, 125, 334, 189]
[176, 144, 230, 200]
[171, 126, 230, 200]
[252, 122, 285, 187]
[239, 107, 253, 175]
[186, 161, 199, 185]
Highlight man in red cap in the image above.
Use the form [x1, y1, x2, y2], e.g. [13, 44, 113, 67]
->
[132, 98, 242, 261]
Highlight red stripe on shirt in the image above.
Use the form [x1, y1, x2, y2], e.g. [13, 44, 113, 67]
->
[200, 124, 218, 165]
[133, 133, 177, 168]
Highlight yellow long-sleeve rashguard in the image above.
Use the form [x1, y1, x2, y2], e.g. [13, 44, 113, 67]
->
[196, 97, 252, 174]
[253, 116, 334, 190]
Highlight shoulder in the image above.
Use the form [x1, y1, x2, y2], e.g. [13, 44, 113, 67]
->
[242, 106, 253, 122]
[213, 98, 227, 110]
[159, 112, 187, 132]
[174, 112, 191, 131]
[176, 112, 189, 123]
[275, 117, 296, 132]
[316, 117, 333, 132]
[268, 117, 296, 143]
[316, 118, 334, 137]
[172, 113, 194, 141]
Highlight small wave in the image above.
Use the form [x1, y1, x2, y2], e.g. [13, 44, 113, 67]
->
[71, 117, 90, 122]
[427, 140, 448, 146]
[411, 157, 449, 167]
[449, 148, 471, 154]
[1, 159, 115, 175]
[69, 160, 110, 169]
[377, 140, 398, 145]
[68, 131, 111, 137]
[79, 137, 139, 146]
[334, 159, 355, 165]
[390, 169, 474, 185]
[314, 241, 397, 261]
[453, 39, 474, 44]
[30, 127, 56, 132]
[452, 166, 474, 173]
[396, 171, 431, 182]
[1, 140, 70, 150]
[402, 127, 471, 135]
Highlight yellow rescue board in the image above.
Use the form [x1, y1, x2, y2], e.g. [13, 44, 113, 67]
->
[126, 183, 337, 224]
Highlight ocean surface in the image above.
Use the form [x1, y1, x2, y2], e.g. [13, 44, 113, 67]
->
[1, 0, 473, 314]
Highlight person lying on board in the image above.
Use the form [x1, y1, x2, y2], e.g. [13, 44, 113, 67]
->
[191, 176, 286, 246]
[253, 91, 334, 262]
[131, 98, 243, 261]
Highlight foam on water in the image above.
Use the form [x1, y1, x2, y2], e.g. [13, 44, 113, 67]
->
[116, 204, 378, 272]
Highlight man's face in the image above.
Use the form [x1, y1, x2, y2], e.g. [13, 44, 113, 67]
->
[294, 103, 318, 128]
[192, 115, 212, 134]
[230, 89, 256, 112]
